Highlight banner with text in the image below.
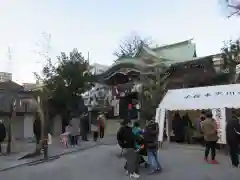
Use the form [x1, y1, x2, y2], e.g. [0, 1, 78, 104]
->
[156, 108, 166, 142]
[211, 108, 226, 144]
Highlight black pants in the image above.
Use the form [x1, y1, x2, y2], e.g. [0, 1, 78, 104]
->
[124, 155, 145, 173]
[205, 141, 217, 160]
[74, 136, 78, 145]
[82, 133, 88, 141]
[228, 142, 239, 167]
[124, 161, 140, 174]
[93, 131, 98, 141]
[70, 135, 78, 145]
[35, 135, 41, 145]
[99, 126, 104, 139]
[123, 149, 140, 174]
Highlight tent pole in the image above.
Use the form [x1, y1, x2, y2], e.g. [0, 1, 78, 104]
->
[166, 111, 170, 143]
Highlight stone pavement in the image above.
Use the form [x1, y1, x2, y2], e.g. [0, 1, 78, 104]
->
[0, 137, 98, 172]
[1, 144, 240, 180]
[0, 118, 120, 172]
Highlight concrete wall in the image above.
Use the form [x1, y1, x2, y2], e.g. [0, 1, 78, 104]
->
[23, 115, 34, 139]
[1, 114, 62, 140]
[1, 116, 25, 140]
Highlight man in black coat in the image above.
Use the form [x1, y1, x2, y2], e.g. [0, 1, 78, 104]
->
[33, 113, 42, 145]
[0, 120, 6, 153]
[226, 112, 240, 168]
[118, 120, 140, 179]
[80, 112, 89, 141]
[144, 120, 162, 173]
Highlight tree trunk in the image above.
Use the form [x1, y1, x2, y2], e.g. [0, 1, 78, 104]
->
[7, 103, 16, 154]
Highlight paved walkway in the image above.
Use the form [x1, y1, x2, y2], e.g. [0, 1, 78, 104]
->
[1, 144, 239, 180]
[0, 118, 120, 172]
[0, 137, 97, 171]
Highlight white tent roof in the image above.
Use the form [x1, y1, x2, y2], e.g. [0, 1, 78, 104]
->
[159, 84, 240, 110]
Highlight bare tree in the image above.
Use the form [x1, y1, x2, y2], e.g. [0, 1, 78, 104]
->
[114, 34, 153, 59]
[221, 39, 240, 82]
[31, 32, 52, 159]
[224, 0, 240, 17]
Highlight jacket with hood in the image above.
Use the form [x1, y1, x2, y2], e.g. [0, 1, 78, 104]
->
[117, 125, 136, 149]
[144, 121, 159, 150]
[201, 118, 218, 142]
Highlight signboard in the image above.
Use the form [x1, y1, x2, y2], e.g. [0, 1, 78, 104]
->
[212, 108, 226, 144]
[184, 91, 240, 99]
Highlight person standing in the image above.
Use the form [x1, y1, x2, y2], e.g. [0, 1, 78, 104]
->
[65, 124, 74, 146]
[226, 111, 240, 168]
[91, 123, 99, 142]
[128, 103, 132, 119]
[121, 120, 140, 179]
[0, 120, 6, 153]
[97, 112, 106, 139]
[172, 113, 184, 142]
[70, 114, 80, 146]
[33, 113, 42, 153]
[201, 111, 219, 164]
[80, 112, 89, 141]
[196, 112, 206, 146]
[144, 119, 162, 174]
[182, 113, 193, 144]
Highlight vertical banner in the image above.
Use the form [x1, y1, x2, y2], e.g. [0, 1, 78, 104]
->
[212, 108, 226, 144]
[155, 108, 166, 142]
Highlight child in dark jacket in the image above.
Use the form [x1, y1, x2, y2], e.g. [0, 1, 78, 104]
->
[117, 120, 140, 179]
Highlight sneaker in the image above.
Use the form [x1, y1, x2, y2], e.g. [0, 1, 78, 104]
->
[125, 170, 129, 176]
[204, 157, 208, 162]
[211, 160, 218, 164]
[148, 170, 156, 174]
[155, 168, 162, 173]
[129, 173, 140, 179]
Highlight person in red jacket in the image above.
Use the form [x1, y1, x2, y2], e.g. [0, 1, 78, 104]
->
[128, 103, 132, 119]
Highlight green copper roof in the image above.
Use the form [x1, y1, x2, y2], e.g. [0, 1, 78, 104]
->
[95, 39, 197, 81]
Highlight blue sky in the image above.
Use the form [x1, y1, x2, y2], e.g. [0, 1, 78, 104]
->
[0, 0, 239, 83]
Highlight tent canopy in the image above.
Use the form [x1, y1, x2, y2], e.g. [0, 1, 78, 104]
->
[159, 84, 240, 110]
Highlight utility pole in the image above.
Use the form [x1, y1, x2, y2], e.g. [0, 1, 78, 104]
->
[41, 33, 51, 160]
[6, 46, 14, 154]
[87, 52, 92, 133]
[42, 96, 49, 160]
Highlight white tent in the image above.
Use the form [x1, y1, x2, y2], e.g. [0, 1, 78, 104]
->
[156, 84, 240, 144]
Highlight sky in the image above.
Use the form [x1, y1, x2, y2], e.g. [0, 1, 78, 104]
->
[0, 0, 240, 84]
